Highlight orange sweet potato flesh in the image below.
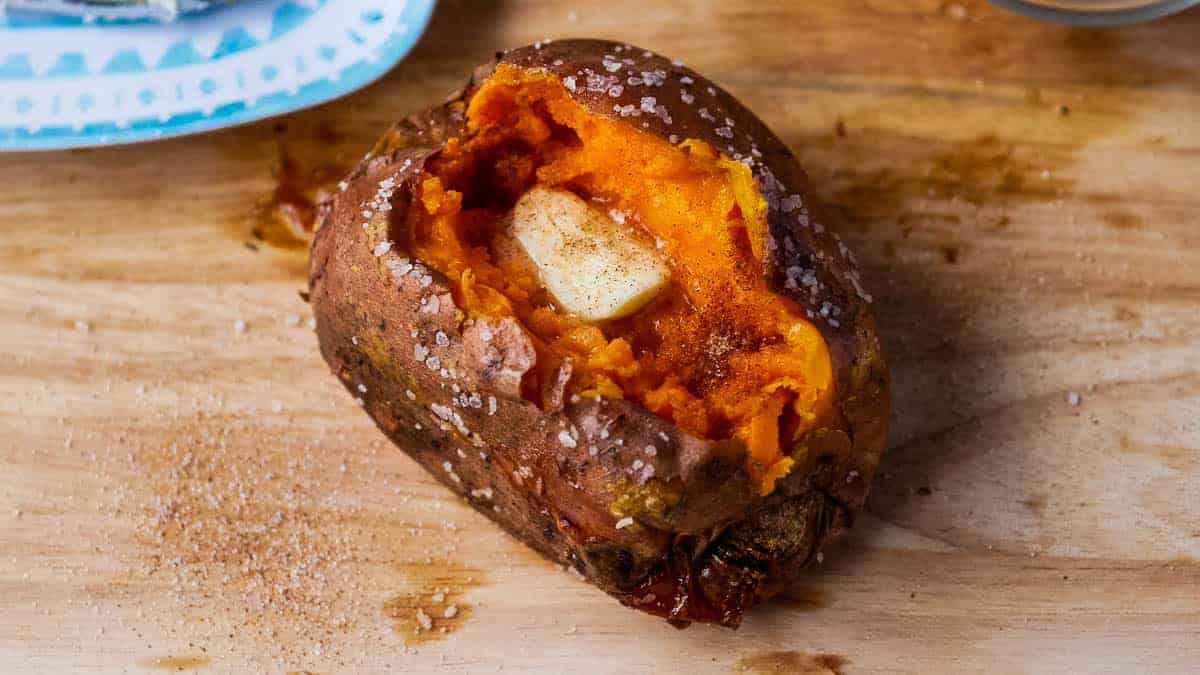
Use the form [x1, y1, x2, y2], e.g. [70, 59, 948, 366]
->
[405, 65, 833, 494]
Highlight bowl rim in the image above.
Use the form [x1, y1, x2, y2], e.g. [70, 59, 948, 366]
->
[990, 0, 1200, 25]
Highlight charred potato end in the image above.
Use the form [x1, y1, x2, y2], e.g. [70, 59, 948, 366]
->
[308, 39, 890, 627]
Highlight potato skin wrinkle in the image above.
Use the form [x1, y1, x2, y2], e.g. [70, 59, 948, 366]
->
[308, 39, 889, 627]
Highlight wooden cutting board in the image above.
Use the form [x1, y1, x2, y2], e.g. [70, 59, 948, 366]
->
[2, 1, 1197, 672]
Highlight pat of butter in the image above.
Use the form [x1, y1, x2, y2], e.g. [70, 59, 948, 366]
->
[510, 188, 668, 322]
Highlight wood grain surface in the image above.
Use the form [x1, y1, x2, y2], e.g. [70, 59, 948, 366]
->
[2, 1, 1198, 673]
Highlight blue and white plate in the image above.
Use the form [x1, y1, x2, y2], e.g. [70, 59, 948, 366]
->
[0, 0, 436, 150]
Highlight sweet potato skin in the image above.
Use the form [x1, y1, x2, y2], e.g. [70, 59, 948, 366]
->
[308, 39, 889, 627]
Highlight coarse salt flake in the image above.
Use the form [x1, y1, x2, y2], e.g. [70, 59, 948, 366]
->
[642, 70, 666, 86]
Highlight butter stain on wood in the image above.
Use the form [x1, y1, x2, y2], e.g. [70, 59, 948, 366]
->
[776, 584, 831, 612]
[250, 149, 347, 251]
[1120, 434, 1198, 472]
[140, 655, 211, 671]
[1022, 493, 1048, 517]
[226, 118, 356, 262]
[1113, 306, 1140, 322]
[382, 560, 486, 645]
[1103, 210, 1144, 231]
[383, 592, 473, 645]
[734, 651, 848, 675]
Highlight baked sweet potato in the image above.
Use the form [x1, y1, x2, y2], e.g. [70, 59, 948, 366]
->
[308, 39, 889, 627]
